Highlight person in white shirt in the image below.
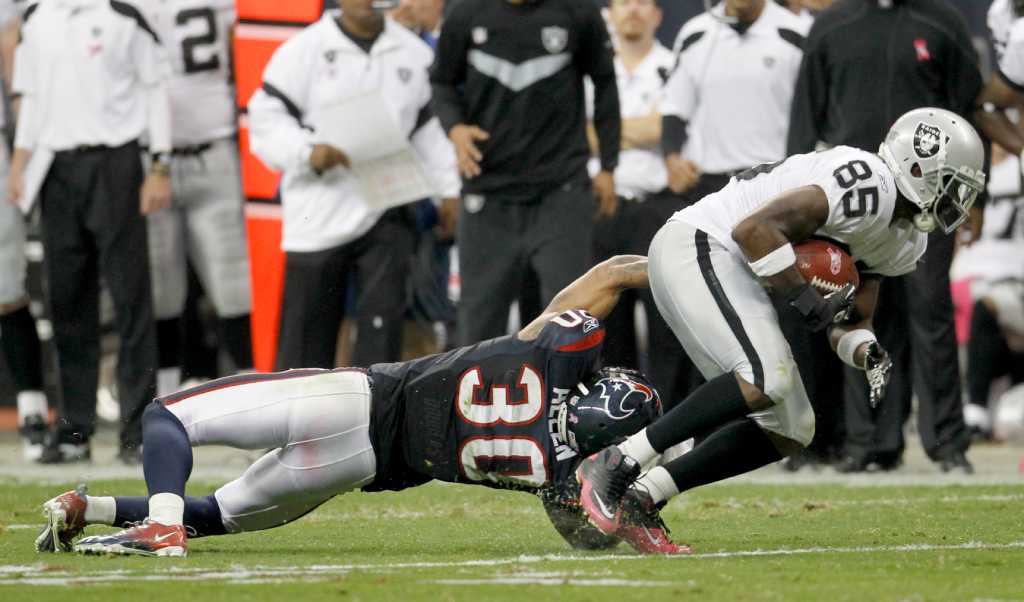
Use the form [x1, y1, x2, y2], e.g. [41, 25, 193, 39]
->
[248, 0, 458, 370]
[6, 0, 172, 465]
[587, 0, 698, 413]
[975, 1, 1024, 172]
[577, 108, 986, 536]
[661, 0, 809, 202]
[142, 0, 253, 397]
[0, 0, 47, 461]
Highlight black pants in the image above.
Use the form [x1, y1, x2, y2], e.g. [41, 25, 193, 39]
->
[40, 141, 157, 448]
[456, 183, 594, 346]
[276, 209, 416, 370]
[843, 232, 967, 462]
[593, 190, 700, 410]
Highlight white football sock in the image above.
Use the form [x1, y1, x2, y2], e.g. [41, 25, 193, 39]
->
[636, 466, 680, 505]
[149, 493, 185, 526]
[617, 429, 658, 466]
[16, 390, 47, 424]
[156, 367, 182, 398]
[84, 496, 116, 525]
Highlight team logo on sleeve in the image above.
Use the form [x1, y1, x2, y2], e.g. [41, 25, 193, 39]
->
[472, 27, 488, 45]
[541, 26, 568, 54]
[912, 122, 944, 159]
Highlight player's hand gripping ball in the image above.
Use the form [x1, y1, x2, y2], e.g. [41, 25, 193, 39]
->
[794, 240, 859, 295]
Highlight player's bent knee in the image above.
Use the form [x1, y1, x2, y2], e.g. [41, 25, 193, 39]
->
[733, 373, 774, 411]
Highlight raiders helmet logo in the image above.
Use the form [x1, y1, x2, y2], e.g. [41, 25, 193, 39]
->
[324, 49, 337, 63]
[397, 67, 412, 84]
[541, 26, 568, 54]
[472, 27, 488, 45]
[913, 122, 943, 159]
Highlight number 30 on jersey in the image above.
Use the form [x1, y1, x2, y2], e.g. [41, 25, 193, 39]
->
[455, 365, 549, 487]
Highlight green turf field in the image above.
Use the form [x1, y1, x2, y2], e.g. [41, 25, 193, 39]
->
[1, 479, 1022, 600]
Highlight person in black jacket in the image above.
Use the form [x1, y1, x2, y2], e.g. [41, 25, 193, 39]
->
[430, 0, 621, 346]
[786, 0, 981, 473]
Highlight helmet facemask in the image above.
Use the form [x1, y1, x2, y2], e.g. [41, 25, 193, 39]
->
[907, 162, 983, 234]
[879, 118, 985, 235]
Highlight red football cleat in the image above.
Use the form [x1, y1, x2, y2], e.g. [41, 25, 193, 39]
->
[75, 519, 187, 557]
[576, 446, 641, 535]
[36, 484, 89, 552]
[616, 488, 693, 555]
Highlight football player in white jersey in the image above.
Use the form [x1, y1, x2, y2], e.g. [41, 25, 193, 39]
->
[577, 107, 986, 538]
[143, 0, 252, 396]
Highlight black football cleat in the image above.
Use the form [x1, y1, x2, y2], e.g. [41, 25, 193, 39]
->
[576, 446, 641, 534]
[616, 487, 692, 555]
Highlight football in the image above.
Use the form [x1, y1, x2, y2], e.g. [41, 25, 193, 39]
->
[794, 239, 860, 294]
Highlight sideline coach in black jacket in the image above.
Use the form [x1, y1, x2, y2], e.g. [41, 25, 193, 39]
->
[430, 0, 621, 346]
[786, 0, 981, 473]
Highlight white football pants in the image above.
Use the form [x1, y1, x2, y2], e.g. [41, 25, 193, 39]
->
[162, 368, 376, 533]
[648, 220, 815, 446]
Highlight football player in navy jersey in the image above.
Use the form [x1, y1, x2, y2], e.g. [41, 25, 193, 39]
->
[34, 255, 687, 558]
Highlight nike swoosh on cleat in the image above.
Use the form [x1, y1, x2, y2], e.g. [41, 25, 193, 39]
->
[593, 493, 616, 519]
[152, 531, 178, 543]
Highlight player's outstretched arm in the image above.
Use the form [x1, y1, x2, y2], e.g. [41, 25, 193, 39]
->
[518, 255, 647, 341]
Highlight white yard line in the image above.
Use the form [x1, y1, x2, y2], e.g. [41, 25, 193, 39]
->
[1, 540, 1022, 586]
[4, 492, 1022, 533]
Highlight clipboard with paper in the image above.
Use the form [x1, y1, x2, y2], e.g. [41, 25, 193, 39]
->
[313, 90, 438, 210]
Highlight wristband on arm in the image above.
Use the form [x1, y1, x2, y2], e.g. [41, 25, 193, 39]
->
[836, 329, 876, 369]
[748, 244, 796, 277]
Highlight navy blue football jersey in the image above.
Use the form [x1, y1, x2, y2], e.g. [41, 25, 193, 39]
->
[364, 310, 605, 492]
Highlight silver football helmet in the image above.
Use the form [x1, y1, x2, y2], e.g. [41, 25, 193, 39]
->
[878, 107, 986, 234]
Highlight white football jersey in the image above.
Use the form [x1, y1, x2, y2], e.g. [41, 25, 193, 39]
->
[999, 12, 1024, 88]
[671, 146, 927, 277]
[988, 0, 1015, 63]
[145, 0, 236, 146]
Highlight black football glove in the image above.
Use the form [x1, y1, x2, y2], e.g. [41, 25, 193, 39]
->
[864, 341, 892, 408]
[787, 282, 856, 331]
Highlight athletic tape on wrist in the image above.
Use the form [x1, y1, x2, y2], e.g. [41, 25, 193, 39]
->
[748, 244, 796, 278]
[837, 329, 876, 369]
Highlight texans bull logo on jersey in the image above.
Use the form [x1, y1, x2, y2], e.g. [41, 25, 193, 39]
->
[913, 122, 944, 159]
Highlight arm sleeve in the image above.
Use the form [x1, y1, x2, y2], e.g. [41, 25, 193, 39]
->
[786, 31, 828, 155]
[11, 28, 36, 148]
[246, 37, 314, 173]
[428, 7, 471, 133]
[577, 3, 619, 172]
[411, 108, 461, 199]
[131, 23, 172, 153]
[661, 115, 687, 156]
[659, 51, 696, 121]
[13, 90, 37, 149]
[10, 23, 33, 95]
